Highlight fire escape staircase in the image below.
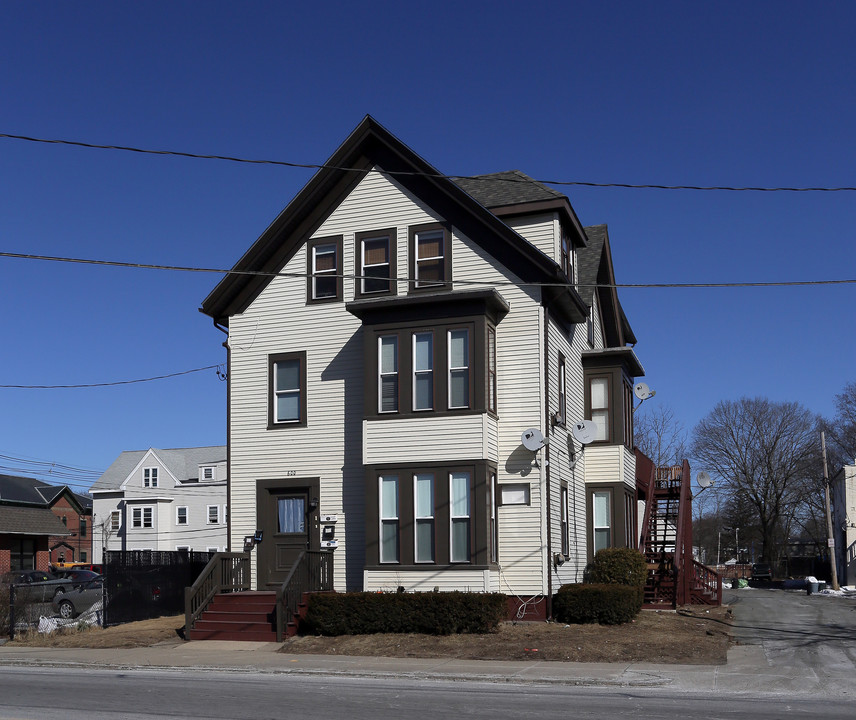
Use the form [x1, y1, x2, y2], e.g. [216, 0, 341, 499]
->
[637, 458, 722, 608]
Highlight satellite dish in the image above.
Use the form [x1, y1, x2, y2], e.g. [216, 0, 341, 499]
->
[634, 382, 654, 401]
[571, 420, 598, 446]
[521, 428, 547, 452]
[696, 471, 713, 489]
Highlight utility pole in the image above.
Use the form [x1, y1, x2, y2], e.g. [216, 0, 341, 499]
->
[822, 431, 840, 591]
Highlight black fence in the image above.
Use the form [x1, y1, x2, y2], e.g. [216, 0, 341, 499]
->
[103, 550, 213, 626]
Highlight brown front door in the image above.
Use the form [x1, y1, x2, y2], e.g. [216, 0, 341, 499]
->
[257, 479, 319, 588]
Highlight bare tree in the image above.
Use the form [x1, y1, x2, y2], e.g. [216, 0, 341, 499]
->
[634, 403, 688, 468]
[825, 381, 856, 470]
[692, 397, 820, 562]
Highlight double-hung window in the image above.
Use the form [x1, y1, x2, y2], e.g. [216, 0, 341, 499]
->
[207, 505, 220, 524]
[412, 332, 433, 411]
[356, 229, 395, 296]
[557, 354, 567, 425]
[143, 468, 158, 488]
[589, 376, 610, 441]
[269, 352, 307, 427]
[410, 223, 451, 290]
[132, 507, 153, 529]
[379, 475, 399, 563]
[378, 336, 399, 413]
[561, 229, 573, 280]
[307, 236, 342, 302]
[110, 511, 120, 531]
[176, 507, 188, 525]
[593, 491, 611, 552]
[487, 327, 497, 414]
[450, 471, 471, 562]
[561, 483, 569, 556]
[448, 329, 470, 409]
[414, 473, 434, 562]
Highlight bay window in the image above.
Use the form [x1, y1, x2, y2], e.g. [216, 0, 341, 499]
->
[447, 329, 470, 409]
[378, 336, 399, 413]
[450, 471, 471, 562]
[414, 473, 435, 562]
[593, 490, 611, 553]
[412, 332, 433, 411]
[380, 475, 399, 563]
[589, 376, 610, 441]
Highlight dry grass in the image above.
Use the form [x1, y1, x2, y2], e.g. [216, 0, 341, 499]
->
[4, 606, 732, 665]
[283, 605, 732, 665]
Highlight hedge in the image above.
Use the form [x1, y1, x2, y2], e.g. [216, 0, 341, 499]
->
[552, 583, 643, 625]
[585, 547, 648, 587]
[300, 591, 508, 636]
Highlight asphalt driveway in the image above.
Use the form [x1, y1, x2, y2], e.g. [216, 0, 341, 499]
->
[725, 586, 856, 689]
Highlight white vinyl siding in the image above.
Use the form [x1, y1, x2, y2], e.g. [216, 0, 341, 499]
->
[364, 568, 494, 593]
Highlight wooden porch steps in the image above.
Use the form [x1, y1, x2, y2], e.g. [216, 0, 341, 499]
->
[188, 591, 278, 642]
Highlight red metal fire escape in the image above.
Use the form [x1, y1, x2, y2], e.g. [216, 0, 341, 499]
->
[636, 452, 722, 608]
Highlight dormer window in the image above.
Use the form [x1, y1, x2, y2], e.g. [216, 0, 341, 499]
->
[143, 468, 158, 488]
[202, 467, 214, 481]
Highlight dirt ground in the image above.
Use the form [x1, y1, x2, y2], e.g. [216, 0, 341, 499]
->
[4, 605, 732, 664]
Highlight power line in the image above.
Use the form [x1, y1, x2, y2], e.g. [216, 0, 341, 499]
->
[0, 364, 223, 390]
[2, 131, 855, 193]
[1, 251, 854, 290]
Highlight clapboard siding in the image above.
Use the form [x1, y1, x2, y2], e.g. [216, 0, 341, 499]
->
[364, 569, 493, 593]
[505, 213, 558, 261]
[364, 415, 490, 464]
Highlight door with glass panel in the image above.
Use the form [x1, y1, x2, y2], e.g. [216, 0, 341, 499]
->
[258, 480, 318, 587]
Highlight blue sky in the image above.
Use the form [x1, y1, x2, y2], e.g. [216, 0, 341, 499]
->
[1, 2, 854, 492]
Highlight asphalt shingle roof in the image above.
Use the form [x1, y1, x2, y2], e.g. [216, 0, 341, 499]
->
[89, 446, 227, 492]
[453, 171, 565, 208]
[0, 505, 71, 536]
[578, 224, 607, 307]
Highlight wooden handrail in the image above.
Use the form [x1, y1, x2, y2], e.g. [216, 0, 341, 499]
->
[275, 550, 333, 642]
[184, 552, 251, 634]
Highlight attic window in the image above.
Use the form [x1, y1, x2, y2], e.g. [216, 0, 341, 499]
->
[143, 468, 158, 488]
[307, 235, 343, 303]
[410, 223, 451, 291]
[561, 229, 573, 280]
[203, 467, 214, 480]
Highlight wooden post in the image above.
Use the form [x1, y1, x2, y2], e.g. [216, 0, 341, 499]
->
[822, 432, 840, 591]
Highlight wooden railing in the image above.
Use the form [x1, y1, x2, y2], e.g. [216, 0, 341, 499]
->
[690, 559, 723, 605]
[673, 459, 692, 605]
[184, 552, 251, 633]
[275, 550, 333, 642]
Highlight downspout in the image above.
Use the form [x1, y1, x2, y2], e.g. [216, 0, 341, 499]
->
[212, 320, 230, 553]
[543, 304, 552, 619]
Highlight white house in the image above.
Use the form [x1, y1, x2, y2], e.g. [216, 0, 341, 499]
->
[89, 446, 227, 560]
[200, 117, 643, 618]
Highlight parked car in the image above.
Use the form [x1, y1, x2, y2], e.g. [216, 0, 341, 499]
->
[1, 570, 82, 602]
[752, 562, 773, 581]
[53, 569, 101, 584]
[52, 577, 104, 619]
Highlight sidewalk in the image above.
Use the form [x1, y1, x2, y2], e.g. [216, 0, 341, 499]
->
[0, 638, 846, 696]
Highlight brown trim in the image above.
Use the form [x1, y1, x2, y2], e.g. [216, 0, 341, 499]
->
[348, 288, 510, 326]
[362, 317, 487, 419]
[364, 461, 493, 570]
[408, 221, 452, 293]
[354, 228, 397, 299]
[557, 352, 567, 426]
[585, 483, 635, 562]
[306, 235, 343, 304]
[267, 351, 308, 428]
[583, 365, 636, 447]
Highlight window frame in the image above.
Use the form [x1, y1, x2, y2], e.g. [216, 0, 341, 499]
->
[409, 222, 451, 292]
[447, 328, 471, 410]
[557, 354, 567, 426]
[132, 507, 153, 529]
[379, 474, 400, 564]
[413, 472, 435, 563]
[592, 490, 612, 554]
[207, 505, 220, 525]
[561, 482, 569, 556]
[176, 506, 188, 525]
[487, 326, 497, 415]
[306, 235, 343, 303]
[268, 351, 307, 428]
[79, 518, 87, 538]
[411, 331, 434, 411]
[143, 467, 158, 488]
[588, 374, 611, 443]
[355, 228, 396, 298]
[378, 335, 400, 414]
[110, 511, 121, 532]
[202, 467, 214, 481]
[449, 470, 472, 563]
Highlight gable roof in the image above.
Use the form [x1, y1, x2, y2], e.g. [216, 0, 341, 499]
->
[453, 170, 565, 206]
[580, 224, 637, 347]
[0, 473, 89, 511]
[89, 445, 227, 492]
[0, 505, 71, 536]
[200, 116, 588, 326]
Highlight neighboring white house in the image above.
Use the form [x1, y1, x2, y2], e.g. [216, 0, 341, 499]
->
[199, 117, 644, 618]
[89, 446, 227, 560]
[832, 460, 856, 587]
